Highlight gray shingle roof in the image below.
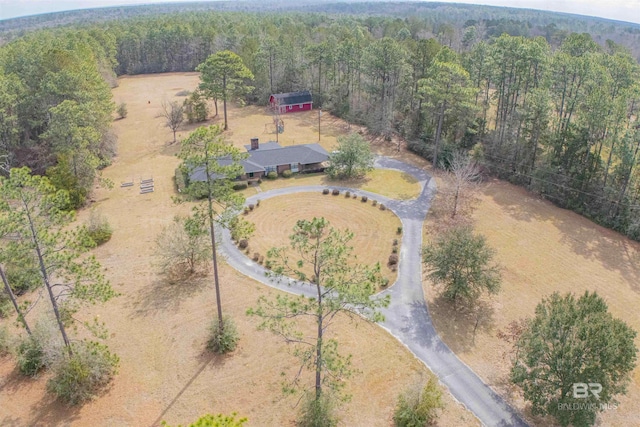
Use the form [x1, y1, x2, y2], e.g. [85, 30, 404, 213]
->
[248, 144, 328, 167]
[189, 143, 329, 182]
[271, 90, 313, 106]
[243, 141, 282, 151]
[189, 157, 264, 182]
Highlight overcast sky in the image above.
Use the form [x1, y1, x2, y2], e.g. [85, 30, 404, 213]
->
[1, 0, 640, 25]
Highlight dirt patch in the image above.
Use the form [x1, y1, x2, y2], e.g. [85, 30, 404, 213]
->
[424, 177, 640, 427]
[0, 73, 477, 427]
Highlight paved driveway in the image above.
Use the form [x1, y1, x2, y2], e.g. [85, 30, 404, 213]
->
[220, 157, 529, 427]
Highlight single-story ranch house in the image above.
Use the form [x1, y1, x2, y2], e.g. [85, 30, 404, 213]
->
[189, 138, 329, 183]
[269, 90, 313, 114]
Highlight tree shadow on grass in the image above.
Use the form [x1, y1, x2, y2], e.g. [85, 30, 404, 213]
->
[149, 349, 229, 427]
[0, 363, 32, 395]
[482, 180, 640, 291]
[27, 388, 83, 427]
[0, 363, 84, 426]
[128, 272, 210, 319]
[320, 174, 372, 189]
[427, 294, 496, 355]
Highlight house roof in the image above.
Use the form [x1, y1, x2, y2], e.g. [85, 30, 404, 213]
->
[248, 144, 328, 168]
[243, 141, 282, 151]
[189, 157, 264, 182]
[270, 90, 313, 106]
[189, 143, 329, 182]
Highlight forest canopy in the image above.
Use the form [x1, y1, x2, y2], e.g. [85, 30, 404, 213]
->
[1, 7, 640, 239]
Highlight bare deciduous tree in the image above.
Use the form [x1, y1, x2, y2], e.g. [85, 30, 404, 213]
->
[448, 151, 482, 219]
[155, 214, 211, 282]
[161, 100, 185, 144]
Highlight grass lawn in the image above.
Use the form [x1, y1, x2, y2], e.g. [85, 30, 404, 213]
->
[424, 175, 640, 427]
[243, 192, 401, 289]
[244, 168, 421, 200]
[0, 73, 479, 427]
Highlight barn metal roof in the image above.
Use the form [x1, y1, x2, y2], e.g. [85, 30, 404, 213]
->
[270, 90, 313, 106]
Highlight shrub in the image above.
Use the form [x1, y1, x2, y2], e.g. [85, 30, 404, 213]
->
[297, 392, 338, 427]
[252, 253, 260, 262]
[388, 254, 399, 266]
[361, 196, 368, 202]
[174, 168, 187, 193]
[188, 181, 209, 199]
[47, 341, 119, 405]
[256, 199, 261, 207]
[393, 239, 399, 246]
[257, 178, 263, 184]
[372, 200, 377, 206]
[265, 260, 272, 270]
[4, 261, 40, 296]
[322, 188, 330, 195]
[86, 210, 113, 246]
[238, 239, 249, 250]
[232, 182, 248, 191]
[245, 248, 250, 254]
[0, 295, 11, 318]
[397, 227, 403, 235]
[393, 377, 444, 427]
[380, 204, 386, 211]
[162, 414, 247, 427]
[332, 189, 340, 196]
[282, 170, 293, 178]
[243, 207, 250, 215]
[0, 325, 10, 357]
[392, 247, 398, 254]
[352, 193, 357, 199]
[345, 191, 351, 198]
[116, 102, 128, 119]
[17, 335, 46, 377]
[208, 316, 239, 354]
[258, 256, 264, 265]
[267, 171, 277, 180]
[381, 278, 390, 288]
[248, 204, 255, 211]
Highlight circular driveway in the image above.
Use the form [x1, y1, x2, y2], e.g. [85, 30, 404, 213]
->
[220, 156, 529, 427]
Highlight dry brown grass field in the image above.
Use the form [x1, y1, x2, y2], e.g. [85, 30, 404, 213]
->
[0, 73, 478, 427]
[244, 192, 401, 288]
[424, 175, 640, 427]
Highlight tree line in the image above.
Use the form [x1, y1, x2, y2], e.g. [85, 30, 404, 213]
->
[1, 11, 640, 241]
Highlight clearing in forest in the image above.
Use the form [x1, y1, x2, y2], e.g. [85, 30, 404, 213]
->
[0, 73, 478, 427]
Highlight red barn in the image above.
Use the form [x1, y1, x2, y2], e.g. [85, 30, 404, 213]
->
[269, 90, 313, 114]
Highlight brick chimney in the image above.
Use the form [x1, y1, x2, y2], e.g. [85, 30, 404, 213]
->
[250, 137, 259, 150]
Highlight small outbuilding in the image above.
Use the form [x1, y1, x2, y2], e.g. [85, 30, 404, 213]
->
[269, 90, 313, 114]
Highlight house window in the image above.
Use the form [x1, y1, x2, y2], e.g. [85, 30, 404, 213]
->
[248, 172, 254, 178]
[265, 166, 276, 173]
[291, 163, 299, 173]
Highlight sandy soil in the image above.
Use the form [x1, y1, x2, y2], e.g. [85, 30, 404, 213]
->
[0, 73, 477, 427]
[424, 176, 640, 427]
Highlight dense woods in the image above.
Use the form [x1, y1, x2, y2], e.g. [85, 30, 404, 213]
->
[1, 6, 640, 240]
